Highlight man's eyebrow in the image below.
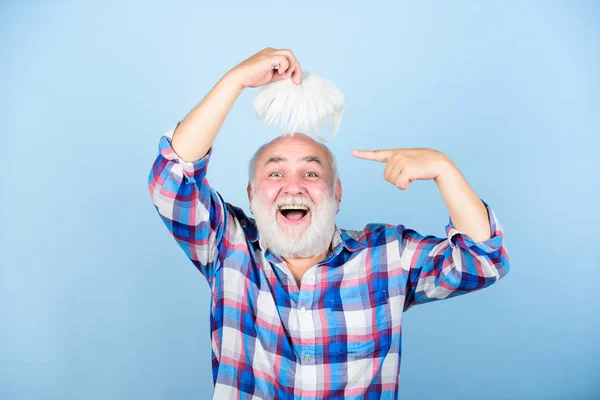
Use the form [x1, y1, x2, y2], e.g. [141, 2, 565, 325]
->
[264, 156, 286, 166]
[263, 156, 322, 166]
[303, 156, 322, 165]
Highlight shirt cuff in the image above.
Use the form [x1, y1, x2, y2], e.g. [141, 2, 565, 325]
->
[158, 122, 212, 184]
[445, 199, 504, 253]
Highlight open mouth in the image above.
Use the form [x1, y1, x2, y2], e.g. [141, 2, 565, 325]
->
[278, 204, 310, 223]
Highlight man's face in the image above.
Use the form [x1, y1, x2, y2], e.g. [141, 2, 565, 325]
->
[248, 134, 342, 258]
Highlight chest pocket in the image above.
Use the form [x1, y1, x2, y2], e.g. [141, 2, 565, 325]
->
[327, 289, 392, 357]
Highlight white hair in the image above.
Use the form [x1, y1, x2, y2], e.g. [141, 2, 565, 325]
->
[253, 72, 344, 142]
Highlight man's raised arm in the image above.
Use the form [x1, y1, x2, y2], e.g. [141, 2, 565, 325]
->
[148, 48, 302, 283]
[171, 47, 303, 163]
[351, 146, 510, 310]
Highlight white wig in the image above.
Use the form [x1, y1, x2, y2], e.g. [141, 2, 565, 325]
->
[253, 72, 344, 142]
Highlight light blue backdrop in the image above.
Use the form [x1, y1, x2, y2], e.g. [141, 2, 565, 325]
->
[1, 1, 598, 399]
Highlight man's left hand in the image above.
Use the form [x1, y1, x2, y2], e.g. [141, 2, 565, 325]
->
[352, 148, 454, 190]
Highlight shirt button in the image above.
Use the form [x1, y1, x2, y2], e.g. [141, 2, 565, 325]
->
[300, 307, 306, 313]
[304, 354, 311, 363]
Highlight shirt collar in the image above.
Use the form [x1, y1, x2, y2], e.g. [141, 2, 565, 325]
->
[338, 226, 368, 252]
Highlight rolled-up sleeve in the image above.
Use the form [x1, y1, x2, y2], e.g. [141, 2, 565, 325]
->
[156, 122, 210, 184]
[402, 199, 510, 311]
[147, 122, 227, 284]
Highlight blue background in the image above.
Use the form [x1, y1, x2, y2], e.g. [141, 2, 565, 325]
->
[1, 1, 598, 399]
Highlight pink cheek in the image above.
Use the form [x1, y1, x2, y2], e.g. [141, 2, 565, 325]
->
[257, 184, 281, 202]
[307, 184, 328, 198]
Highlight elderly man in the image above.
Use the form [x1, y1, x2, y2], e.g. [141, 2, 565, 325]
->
[148, 48, 510, 399]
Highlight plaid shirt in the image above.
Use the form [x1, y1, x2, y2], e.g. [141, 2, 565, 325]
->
[147, 124, 510, 399]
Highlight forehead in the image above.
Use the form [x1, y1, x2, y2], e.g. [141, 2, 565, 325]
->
[256, 135, 330, 168]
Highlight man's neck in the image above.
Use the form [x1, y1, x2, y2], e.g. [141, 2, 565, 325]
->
[282, 250, 329, 289]
[283, 250, 328, 272]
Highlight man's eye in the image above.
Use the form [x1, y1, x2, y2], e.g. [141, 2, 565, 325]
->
[304, 172, 318, 178]
[269, 172, 282, 177]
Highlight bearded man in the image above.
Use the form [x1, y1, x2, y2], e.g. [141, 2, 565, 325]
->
[148, 47, 510, 399]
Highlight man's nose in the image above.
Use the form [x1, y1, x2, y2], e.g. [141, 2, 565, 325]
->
[281, 176, 306, 196]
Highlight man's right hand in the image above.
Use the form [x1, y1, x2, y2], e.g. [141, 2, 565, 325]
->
[229, 47, 303, 89]
[170, 47, 302, 163]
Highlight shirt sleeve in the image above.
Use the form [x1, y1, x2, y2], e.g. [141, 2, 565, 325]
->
[147, 122, 230, 284]
[402, 199, 510, 312]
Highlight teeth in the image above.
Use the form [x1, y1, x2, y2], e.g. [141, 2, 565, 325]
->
[279, 205, 309, 211]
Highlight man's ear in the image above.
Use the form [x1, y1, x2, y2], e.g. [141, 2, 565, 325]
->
[247, 183, 254, 214]
[335, 179, 342, 212]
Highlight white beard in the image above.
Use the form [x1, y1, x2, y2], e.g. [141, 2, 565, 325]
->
[250, 189, 337, 259]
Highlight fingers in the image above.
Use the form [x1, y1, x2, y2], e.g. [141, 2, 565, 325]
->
[270, 55, 289, 74]
[274, 49, 294, 72]
[274, 49, 302, 84]
[258, 47, 302, 82]
[291, 60, 302, 84]
[351, 149, 393, 162]
[355, 149, 413, 189]
[384, 160, 412, 190]
[383, 159, 400, 182]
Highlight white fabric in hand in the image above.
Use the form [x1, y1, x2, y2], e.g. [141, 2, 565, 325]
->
[253, 72, 344, 142]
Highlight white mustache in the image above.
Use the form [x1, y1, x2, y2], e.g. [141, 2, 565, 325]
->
[273, 196, 314, 210]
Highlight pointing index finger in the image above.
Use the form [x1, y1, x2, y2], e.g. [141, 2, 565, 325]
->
[352, 149, 392, 162]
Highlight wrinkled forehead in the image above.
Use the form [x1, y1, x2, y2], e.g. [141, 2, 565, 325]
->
[256, 135, 332, 171]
